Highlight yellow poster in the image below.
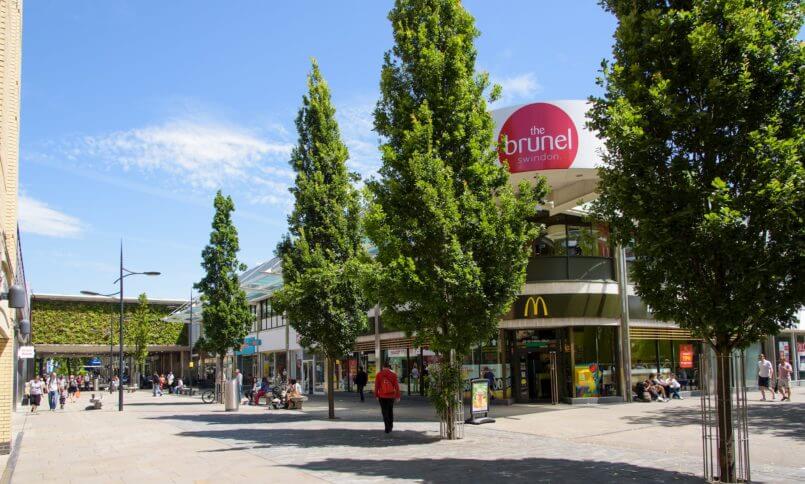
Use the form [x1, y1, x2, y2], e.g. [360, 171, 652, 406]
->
[574, 364, 598, 398]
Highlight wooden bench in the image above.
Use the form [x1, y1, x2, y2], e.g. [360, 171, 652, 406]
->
[179, 388, 196, 396]
[287, 396, 306, 410]
[125, 385, 139, 393]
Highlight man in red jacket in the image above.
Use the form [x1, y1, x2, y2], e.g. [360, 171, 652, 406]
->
[375, 360, 401, 433]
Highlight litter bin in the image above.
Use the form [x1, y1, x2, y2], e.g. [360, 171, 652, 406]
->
[223, 379, 240, 411]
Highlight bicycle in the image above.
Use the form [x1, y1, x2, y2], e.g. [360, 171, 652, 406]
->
[201, 384, 221, 404]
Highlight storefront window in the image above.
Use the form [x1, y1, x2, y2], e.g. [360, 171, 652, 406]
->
[631, 339, 700, 391]
[572, 327, 618, 397]
[630, 340, 659, 389]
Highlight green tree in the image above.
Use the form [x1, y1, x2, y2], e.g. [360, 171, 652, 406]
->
[131, 293, 151, 386]
[589, 1, 804, 480]
[273, 60, 370, 419]
[195, 191, 252, 392]
[367, 0, 546, 438]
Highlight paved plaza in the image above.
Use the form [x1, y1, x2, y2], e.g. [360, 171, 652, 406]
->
[4, 387, 804, 483]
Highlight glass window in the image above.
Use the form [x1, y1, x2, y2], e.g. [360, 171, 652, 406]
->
[573, 327, 618, 397]
[536, 224, 567, 256]
[630, 339, 659, 389]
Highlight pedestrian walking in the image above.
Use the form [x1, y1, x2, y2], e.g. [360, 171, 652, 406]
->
[167, 371, 175, 393]
[757, 354, 775, 401]
[28, 375, 44, 413]
[777, 356, 793, 401]
[354, 366, 368, 402]
[375, 361, 401, 434]
[235, 369, 243, 402]
[67, 375, 77, 402]
[410, 365, 420, 393]
[152, 372, 163, 396]
[46, 372, 60, 411]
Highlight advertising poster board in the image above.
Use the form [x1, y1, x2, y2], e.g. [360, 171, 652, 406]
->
[574, 364, 598, 398]
[679, 344, 694, 369]
[779, 341, 790, 362]
[471, 379, 489, 415]
[798, 342, 805, 372]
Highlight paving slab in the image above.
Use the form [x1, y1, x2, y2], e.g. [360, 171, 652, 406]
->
[5, 386, 804, 483]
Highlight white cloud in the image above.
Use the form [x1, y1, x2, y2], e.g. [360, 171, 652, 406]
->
[494, 72, 542, 104]
[82, 119, 294, 191]
[336, 102, 381, 178]
[18, 195, 83, 238]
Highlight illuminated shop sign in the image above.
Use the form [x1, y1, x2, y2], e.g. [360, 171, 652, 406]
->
[492, 100, 604, 173]
[505, 294, 652, 320]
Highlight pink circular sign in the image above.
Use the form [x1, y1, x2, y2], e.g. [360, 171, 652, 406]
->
[498, 103, 579, 172]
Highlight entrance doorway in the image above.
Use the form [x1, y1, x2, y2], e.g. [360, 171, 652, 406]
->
[516, 349, 556, 401]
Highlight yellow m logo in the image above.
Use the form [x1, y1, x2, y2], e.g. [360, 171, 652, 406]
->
[524, 296, 549, 318]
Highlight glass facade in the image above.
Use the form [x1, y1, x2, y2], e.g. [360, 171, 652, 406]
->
[797, 335, 805, 380]
[630, 339, 700, 390]
[527, 214, 614, 281]
[572, 327, 619, 397]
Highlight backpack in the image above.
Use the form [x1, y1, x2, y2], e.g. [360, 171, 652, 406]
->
[378, 373, 396, 397]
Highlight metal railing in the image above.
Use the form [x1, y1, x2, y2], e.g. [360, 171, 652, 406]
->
[700, 347, 750, 482]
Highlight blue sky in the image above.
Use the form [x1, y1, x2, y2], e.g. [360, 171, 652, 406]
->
[19, 1, 620, 299]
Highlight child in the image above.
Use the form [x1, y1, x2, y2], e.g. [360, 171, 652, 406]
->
[59, 385, 67, 409]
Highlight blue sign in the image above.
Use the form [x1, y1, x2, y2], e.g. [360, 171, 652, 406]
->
[234, 337, 261, 356]
[86, 357, 103, 367]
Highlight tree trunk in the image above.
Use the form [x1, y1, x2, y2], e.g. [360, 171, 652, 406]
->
[327, 356, 336, 419]
[446, 350, 457, 440]
[715, 348, 736, 482]
[216, 355, 224, 404]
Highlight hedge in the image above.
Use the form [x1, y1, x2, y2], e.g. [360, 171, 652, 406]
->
[32, 299, 187, 346]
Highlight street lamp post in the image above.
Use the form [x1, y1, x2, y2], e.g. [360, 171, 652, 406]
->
[81, 242, 160, 411]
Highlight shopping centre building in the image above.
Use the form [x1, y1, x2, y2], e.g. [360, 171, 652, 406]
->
[168, 100, 805, 404]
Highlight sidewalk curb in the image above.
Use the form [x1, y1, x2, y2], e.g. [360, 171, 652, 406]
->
[0, 430, 23, 484]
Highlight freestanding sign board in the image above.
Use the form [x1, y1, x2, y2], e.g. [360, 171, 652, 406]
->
[466, 378, 495, 425]
[17, 346, 34, 359]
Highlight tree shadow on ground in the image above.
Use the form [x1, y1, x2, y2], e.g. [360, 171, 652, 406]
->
[149, 411, 320, 425]
[621, 401, 805, 442]
[175, 427, 440, 448]
[293, 457, 703, 483]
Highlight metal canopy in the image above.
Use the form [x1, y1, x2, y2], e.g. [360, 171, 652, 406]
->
[162, 257, 284, 325]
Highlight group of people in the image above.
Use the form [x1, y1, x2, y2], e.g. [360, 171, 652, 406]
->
[757, 353, 794, 401]
[635, 373, 683, 402]
[27, 373, 89, 413]
[151, 371, 184, 396]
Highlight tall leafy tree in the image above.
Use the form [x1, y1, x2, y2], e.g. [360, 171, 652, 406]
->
[195, 191, 252, 390]
[131, 293, 151, 386]
[273, 60, 370, 420]
[366, 0, 546, 438]
[589, 1, 804, 480]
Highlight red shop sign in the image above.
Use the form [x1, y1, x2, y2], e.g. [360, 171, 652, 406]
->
[679, 344, 694, 369]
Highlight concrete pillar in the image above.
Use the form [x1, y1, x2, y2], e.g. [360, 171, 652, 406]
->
[374, 305, 381, 363]
[615, 245, 633, 402]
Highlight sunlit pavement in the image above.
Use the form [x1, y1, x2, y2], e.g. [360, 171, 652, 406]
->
[6, 386, 804, 483]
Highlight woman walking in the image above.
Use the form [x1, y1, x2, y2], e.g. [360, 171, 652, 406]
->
[28, 375, 44, 413]
[46, 372, 59, 411]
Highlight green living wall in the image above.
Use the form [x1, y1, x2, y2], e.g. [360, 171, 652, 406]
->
[32, 299, 187, 346]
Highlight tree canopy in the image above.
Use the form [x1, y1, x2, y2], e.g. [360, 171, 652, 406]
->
[590, 0, 804, 353]
[195, 191, 252, 365]
[366, 0, 546, 357]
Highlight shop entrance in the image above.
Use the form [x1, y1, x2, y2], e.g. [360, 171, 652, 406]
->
[516, 349, 557, 402]
[510, 328, 564, 403]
